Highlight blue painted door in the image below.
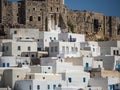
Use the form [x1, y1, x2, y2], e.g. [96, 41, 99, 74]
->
[86, 63, 89, 68]
[3, 63, 5, 67]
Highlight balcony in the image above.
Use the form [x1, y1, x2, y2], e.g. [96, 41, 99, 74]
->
[84, 66, 92, 71]
[115, 64, 120, 71]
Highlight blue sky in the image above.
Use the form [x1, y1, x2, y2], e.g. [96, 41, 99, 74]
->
[10, 0, 120, 17]
[65, 0, 120, 18]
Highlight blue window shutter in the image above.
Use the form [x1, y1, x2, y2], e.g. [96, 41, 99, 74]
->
[3, 63, 5, 67]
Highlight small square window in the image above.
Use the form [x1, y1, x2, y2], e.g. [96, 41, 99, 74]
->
[43, 77, 45, 79]
[48, 67, 51, 69]
[17, 75, 19, 78]
[14, 31, 17, 34]
[33, 8, 35, 10]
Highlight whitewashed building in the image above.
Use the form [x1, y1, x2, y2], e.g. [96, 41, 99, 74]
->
[30, 65, 53, 74]
[64, 70, 90, 88]
[83, 57, 103, 71]
[98, 41, 120, 56]
[0, 56, 30, 67]
[14, 73, 63, 90]
[40, 57, 84, 73]
[80, 41, 101, 57]
[2, 39, 37, 57]
[0, 39, 13, 56]
[3, 68, 31, 89]
[94, 56, 120, 71]
[38, 31, 59, 51]
[58, 33, 85, 42]
[49, 41, 80, 58]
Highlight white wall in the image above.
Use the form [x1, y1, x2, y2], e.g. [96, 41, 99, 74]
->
[94, 56, 120, 70]
[88, 41, 101, 56]
[39, 31, 59, 51]
[0, 56, 30, 67]
[40, 57, 84, 74]
[93, 61, 103, 69]
[26, 73, 62, 81]
[8, 29, 39, 40]
[30, 66, 53, 73]
[111, 47, 120, 56]
[108, 77, 120, 85]
[80, 41, 100, 56]
[83, 57, 93, 68]
[3, 68, 30, 89]
[49, 41, 80, 58]
[15, 79, 63, 90]
[65, 70, 90, 88]
[2, 40, 37, 57]
[58, 33, 85, 42]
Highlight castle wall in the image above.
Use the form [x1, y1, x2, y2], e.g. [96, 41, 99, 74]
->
[0, 0, 120, 40]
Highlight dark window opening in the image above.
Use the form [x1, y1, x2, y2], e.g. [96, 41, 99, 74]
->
[43, 77, 45, 79]
[29, 76, 31, 79]
[31, 54, 34, 57]
[94, 19, 99, 32]
[17, 75, 19, 78]
[38, 48, 41, 51]
[14, 31, 17, 34]
[83, 77, 86, 83]
[68, 77, 72, 83]
[37, 85, 40, 90]
[25, 55, 29, 57]
[53, 84, 56, 89]
[117, 25, 120, 35]
[48, 67, 51, 69]
[33, 8, 35, 11]
[18, 46, 21, 50]
[29, 16, 33, 21]
[38, 16, 41, 21]
[28, 47, 31, 51]
[50, 7, 53, 12]
[57, 7, 59, 12]
[113, 50, 116, 55]
[48, 85, 50, 89]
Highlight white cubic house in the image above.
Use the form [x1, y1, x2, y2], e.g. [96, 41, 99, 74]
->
[58, 33, 85, 42]
[49, 41, 80, 58]
[2, 39, 37, 57]
[0, 56, 30, 67]
[14, 73, 63, 90]
[7, 28, 39, 41]
[80, 41, 101, 57]
[38, 31, 59, 51]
